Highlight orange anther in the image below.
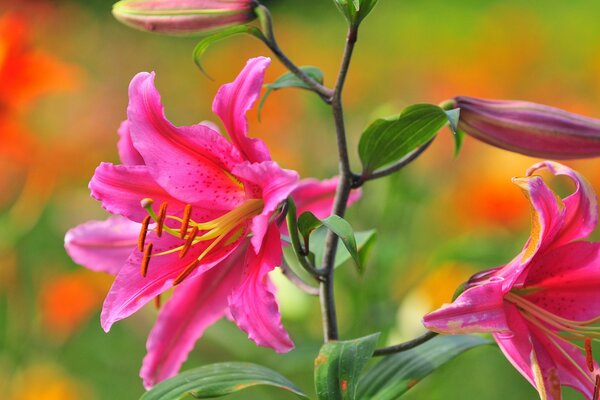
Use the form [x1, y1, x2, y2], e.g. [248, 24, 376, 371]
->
[594, 374, 600, 400]
[141, 242, 153, 277]
[173, 259, 200, 286]
[154, 295, 161, 310]
[138, 215, 151, 252]
[586, 338, 595, 373]
[180, 204, 192, 239]
[179, 226, 199, 259]
[156, 202, 168, 237]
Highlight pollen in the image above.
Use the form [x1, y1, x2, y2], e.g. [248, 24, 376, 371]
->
[173, 259, 200, 286]
[179, 226, 199, 258]
[156, 202, 168, 237]
[180, 204, 192, 239]
[141, 242, 153, 277]
[138, 215, 151, 252]
[586, 337, 595, 373]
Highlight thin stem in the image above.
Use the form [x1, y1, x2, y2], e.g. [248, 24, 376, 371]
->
[319, 26, 359, 342]
[355, 138, 435, 187]
[280, 260, 319, 296]
[256, 5, 334, 101]
[372, 331, 439, 357]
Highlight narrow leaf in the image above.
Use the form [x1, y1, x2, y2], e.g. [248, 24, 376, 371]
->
[141, 362, 308, 399]
[315, 333, 380, 400]
[358, 104, 450, 174]
[258, 66, 324, 118]
[193, 25, 263, 77]
[309, 227, 376, 271]
[357, 335, 492, 399]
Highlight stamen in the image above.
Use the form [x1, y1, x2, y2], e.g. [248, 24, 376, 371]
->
[595, 375, 600, 400]
[173, 259, 200, 286]
[586, 337, 595, 373]
[179, 226, 199, 258]
[156, 202, 168, 237]
[154, 295, 161, 310]
[141, 242, 153, 277]
[180, 204, 192, 238]
[138, 215, 152, 252]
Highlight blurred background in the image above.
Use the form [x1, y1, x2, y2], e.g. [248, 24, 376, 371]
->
[2, 0, 600, 398]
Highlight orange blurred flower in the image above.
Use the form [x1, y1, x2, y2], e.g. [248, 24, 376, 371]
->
[39, 271, 110, 338]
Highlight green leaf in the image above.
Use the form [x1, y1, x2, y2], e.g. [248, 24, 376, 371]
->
[193, 25, 263, 77]
[358, 104, 451, 174]
[315, 333, 380, 400]
[333, 0, 378, 25]
[356, 0, 379, 23]
[258, 66, 324, 119]
[298, 212, 361, 271]
[357, 335, 492, 399]
[140, 362, 309, 399]
[309, 227, 376, 272]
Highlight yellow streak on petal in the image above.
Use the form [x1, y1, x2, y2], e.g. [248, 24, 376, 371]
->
[531, 350, 548, 400]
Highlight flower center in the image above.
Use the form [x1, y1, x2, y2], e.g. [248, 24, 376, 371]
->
[506, 291, 600, 386]
[137, 197, 264, 285]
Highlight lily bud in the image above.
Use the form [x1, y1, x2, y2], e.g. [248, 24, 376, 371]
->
[112, 0, 257, 36]
[452, 96, 600, 159]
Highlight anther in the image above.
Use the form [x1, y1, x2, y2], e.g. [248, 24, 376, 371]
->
[154, 295, 161, 310]
[586, 337, 595, 373]
[594, 374, 600, 400]
[156, 202, 168, 237]
[141, 242, 153, 277]
[180, 204, 192, 239]
[173, 259, 200, 286]
[138, 215, 152, 252]
[179, 226, 199, 258]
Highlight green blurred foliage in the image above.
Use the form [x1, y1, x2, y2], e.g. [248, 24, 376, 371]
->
[2, 0, 600, 399]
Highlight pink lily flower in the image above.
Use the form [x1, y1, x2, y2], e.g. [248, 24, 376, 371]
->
[423, 161, 600, 399]
[65, 57, 360, 388]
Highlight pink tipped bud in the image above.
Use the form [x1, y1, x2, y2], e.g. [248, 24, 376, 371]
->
[453, 96, 600, 159]
[112, 0, 257, 36]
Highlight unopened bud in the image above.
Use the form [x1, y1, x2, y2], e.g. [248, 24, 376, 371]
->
[453, 96, 600, 159]
[112, 0, 257, 36]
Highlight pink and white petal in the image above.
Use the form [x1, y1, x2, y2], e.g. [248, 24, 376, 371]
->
[212, 57, 272, 163]
[524, 241, 600, 321]
[100, 232, 238, 332]
[499, 174, 567, 286]
[65, 217, 139, 275]
[531, 325, 595, 399]
[229, 226, 293, 352]
[90, 162, 185, 222]
[140, 242, 247, 389]
[527, 161, 598, 247]
[493, 303, 536, 388]
[233, 161, 299, 251]
[127, 72, 245, 210]
[117, 120, 144, 166]
[528, 331, 563, 400]
[422, 279, 509, 334]
[292, 177, 362, 219]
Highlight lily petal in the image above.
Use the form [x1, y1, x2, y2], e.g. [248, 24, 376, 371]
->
[90, 162, 185, 222]
[529, 329, 562, 400]
[229, 226, 294, 352]
[100, 231, 237, 332]
[499, 174, 566, 286]
[493, 303, 537, 388]
[524, 241, 600, 321]
[117, 120, 144, 166]
[212, 57, 272, 163]
[140, 241, 247, 389]
[527, 161, 598, 248]
[64, 217, 139, 275]
[422, 279, 508, 334]
[127, 72, 245, 210]
[233, 161, 299, 252]
[292, 177, 362, 219]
